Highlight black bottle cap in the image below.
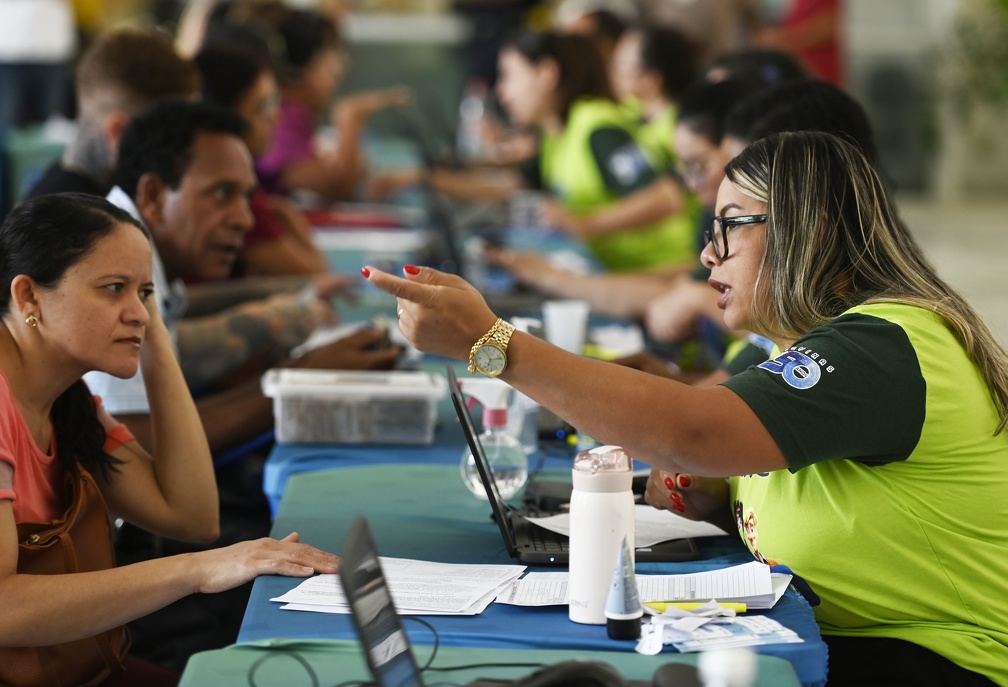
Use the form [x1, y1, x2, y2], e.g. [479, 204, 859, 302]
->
[606, 614, 642, 640]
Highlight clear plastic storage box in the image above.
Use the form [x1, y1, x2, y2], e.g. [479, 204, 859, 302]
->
[261, 369, 448, 444]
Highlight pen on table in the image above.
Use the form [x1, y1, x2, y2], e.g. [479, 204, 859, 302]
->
[644, 601, 747, 613]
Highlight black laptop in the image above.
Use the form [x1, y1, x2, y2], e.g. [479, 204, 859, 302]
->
[447, 367, 699, 566]
[340, 516, 691, 687]
[340, 515, 425, 687]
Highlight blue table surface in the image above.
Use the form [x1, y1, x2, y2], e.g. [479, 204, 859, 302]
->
[243, 463, 828, 687]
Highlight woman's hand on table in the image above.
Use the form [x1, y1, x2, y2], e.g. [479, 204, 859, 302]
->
[192, 533, 340, 594]
[644, 468, 729, 522]
[294, 328, 401, 370]
[361, 264, 497, 361]
[485, 246, 558, 291]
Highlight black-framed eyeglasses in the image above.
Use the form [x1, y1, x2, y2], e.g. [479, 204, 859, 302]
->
[704, 214, 768, 261]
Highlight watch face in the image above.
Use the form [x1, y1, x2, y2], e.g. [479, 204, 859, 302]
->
[475, 343, 507, 375]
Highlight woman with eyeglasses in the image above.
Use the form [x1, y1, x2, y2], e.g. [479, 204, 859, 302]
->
[364, 131, 1008, 686]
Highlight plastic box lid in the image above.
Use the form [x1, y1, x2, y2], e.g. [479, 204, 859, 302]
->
[261, 369, 448, 401]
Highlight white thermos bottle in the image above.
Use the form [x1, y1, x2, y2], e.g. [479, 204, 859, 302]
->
[568, 445, 635, 624]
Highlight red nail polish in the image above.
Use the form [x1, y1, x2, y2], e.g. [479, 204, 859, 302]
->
[404, 264, 420, 275]
[670, 492, 682, 503]
[677, 475, 692, 488]
[361, 267, 371, 278]
[664, 477, 674, 490]
[673, 503, 686, 512]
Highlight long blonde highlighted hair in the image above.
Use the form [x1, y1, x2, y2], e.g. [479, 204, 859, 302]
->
[726, 131, 1008, 433]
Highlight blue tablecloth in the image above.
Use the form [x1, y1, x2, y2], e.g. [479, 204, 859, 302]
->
[241, 464, 828, 687]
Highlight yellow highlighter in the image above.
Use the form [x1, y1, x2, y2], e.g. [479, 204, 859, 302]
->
[645, 601, 747, 613]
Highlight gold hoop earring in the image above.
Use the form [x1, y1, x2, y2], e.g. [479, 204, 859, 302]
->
[25, 315, 38, 328]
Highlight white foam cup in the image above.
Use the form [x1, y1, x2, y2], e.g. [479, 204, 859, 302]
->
[542, 300, 590, 354]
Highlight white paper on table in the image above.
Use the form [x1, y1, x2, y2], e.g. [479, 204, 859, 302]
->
[764, 573, 793, 609]
[525, 505, 727, 549]
[636, 561, 773, 606]
[289, 322, 364, 359]
[495, 572, 568, 606]
[281, 577, 510, 616]
[647, 599, 740, 622]
[666, 615, 804, 652]
[496, 562, 785, 609]
[272, 557, 525, 615]
[635, 563, 789, 610]
[280, 572, 508, 616]
[589, 324, 646, 356]
[289, 319, 416, 360]
[546, 250, 593, 275]
[280, 598, 487, 616]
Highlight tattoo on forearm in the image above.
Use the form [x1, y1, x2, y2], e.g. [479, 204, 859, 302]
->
[176, 299, 316, 388]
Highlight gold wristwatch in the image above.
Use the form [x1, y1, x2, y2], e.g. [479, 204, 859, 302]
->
[468, 318, 515, 377]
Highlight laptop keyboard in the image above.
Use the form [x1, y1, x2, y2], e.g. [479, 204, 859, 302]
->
[530, 526, 569, 553]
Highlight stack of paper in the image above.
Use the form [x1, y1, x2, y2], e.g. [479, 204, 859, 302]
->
[639, 562, 790, 609]
[496, 561, 791, 610]
[638, 614, 803, 654]
[526, 505, 728, 548]
[272, 557, 526, 616]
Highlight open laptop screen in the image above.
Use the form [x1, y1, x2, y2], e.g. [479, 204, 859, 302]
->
[446, 366, 699, 565]
[447, 366, 522, 558]
[340, 516, 425, 687]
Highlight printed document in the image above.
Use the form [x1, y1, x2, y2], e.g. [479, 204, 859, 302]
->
[272, 557, 525, 616]
[497, 561, 790, 610]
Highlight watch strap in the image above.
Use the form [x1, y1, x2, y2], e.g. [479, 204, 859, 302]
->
[468, 318, 515, 375]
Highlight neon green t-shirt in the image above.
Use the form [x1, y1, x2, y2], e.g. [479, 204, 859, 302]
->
[539, 98, 698, 271]
[635, 104, 678, 172]
[721, 303, 1008, 685]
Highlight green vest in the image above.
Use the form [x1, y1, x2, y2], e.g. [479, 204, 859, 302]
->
[539, 98, 697, 272]
[635, 104, 678, 172]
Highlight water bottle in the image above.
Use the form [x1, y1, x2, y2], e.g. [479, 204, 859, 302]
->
[568, 445, 635, 624]
[463, 236, 488, 292]
[506, 390, 539, 456]
[456, 78, 488, 161]
[504, 318, 540, 457]
[460, 403, 528, 500]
